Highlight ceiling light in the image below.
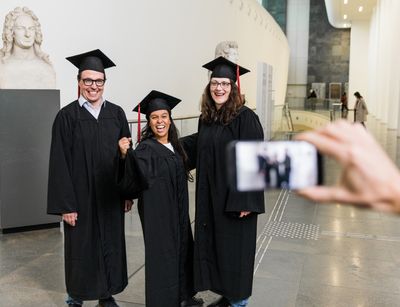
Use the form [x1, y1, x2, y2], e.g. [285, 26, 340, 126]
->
[344, 14, 347, 19]
[344, 0, 348, 4]
[358, 6, 363, 12]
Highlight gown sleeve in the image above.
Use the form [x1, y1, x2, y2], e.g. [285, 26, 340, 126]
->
[118, 106, 131, 138]
[180, 132, 198, 170]
[47, 111, 78, 215]
[225, 107, 265, 214]
[116, 143, 156, 199]
[179, 116, 201, 170]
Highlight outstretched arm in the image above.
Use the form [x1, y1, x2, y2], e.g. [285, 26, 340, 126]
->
[295, 120, 400, 213]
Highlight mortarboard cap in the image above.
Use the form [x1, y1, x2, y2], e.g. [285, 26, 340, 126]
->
[202, 56, 250, 82]
[133, 90, 181, 117]
[66, 49, 116, 73]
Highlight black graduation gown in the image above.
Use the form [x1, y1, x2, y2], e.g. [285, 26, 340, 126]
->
[183, 106, 265, 301]
[47, 100, 129, 300]
[117, 138, 195, 307]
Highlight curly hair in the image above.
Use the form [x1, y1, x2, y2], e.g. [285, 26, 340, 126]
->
[140, 115, 193, 181]
[1, 7, 51, 64]
[200, 80, 244, 125]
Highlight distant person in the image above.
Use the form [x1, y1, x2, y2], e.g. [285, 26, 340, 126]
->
[257, 152, 272, 188]
[307, 89, 317, 110]
[47, 49, 131, 307]
[340, 92, 348, 118]
[307, 89, 317, 99]
[0, 7, 56, 89]
[354, 91, 368, 127]
[269, 154, 279, 188]
[296, 120, 400, 213]
[280, 149, 292, 188]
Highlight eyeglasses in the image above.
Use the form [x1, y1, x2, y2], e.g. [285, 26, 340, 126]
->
[81, 78, 106, 86]
[210, 81, 231, 90]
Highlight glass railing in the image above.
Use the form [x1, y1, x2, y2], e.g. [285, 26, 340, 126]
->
[127, 100, 355, 143]
[285, 97, 354, 122]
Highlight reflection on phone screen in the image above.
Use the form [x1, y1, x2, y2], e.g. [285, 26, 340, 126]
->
[235, 141, 319, 191]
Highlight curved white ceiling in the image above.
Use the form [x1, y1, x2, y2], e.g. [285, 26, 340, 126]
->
[324, 0, 377, 28]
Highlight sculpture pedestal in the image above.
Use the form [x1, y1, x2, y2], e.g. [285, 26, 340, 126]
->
[0, 90, 60, 232]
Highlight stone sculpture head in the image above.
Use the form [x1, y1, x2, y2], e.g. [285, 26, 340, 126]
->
[215, 41, 239, 63]
[1, 6, 51, 64]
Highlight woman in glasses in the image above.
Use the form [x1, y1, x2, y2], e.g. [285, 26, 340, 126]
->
[117, 90, 203, 307]
[182, 57, 265, 307]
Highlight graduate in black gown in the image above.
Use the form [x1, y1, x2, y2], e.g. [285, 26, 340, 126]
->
[181, 57, 265, 307]
[117, 90, 203, 307]
[47, 49, 131, 307]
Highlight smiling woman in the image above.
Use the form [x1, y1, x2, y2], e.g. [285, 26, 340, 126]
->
[0, 6, 56, 89]
[117, 90, 203, 307]
[148, 109, 171, 143]
[180, 56, 265, 307]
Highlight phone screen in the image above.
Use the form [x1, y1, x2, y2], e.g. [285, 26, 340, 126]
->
[228, 141, 322, 192]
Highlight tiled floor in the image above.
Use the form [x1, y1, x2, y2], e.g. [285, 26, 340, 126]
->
[2, 116, 400, 306]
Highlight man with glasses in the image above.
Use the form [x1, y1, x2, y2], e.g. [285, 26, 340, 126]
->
[47, 49, 132, 307]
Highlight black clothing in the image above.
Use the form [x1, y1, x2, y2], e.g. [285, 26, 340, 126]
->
[206, 296, 230, 307]
[282, 154, 291, 187]
[117, 138, 195, 307]
[180, 296, 204, 307]
[307, 90, 317, 99]
[47, 100, 130, 300]
[258, 155, 271, 187]
[182, 106, 265, 300]
[98, 296, 119, 307]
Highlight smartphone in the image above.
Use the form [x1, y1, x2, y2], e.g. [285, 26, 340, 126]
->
[227, 140, 323, 192]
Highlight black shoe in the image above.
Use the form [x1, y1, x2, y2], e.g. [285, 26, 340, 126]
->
[207, 296, 230, 307]
[98, 296, 119, 307]
[181, 296, 204, 306]
[68, 305, 81, 307]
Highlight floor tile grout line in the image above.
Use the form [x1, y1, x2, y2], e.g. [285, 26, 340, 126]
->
[278, 190, 290, 221]
[254, 237, 273, 275]
[115, 299, 145, 306]
[257, 189, 285, 243]
[273, 189, 288, 222]
[128, 264, 145, 280]
[254, 188, 291, 273]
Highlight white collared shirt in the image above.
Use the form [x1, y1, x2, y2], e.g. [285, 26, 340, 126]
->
[163, 142, 175, 152]
[78, 96, 106, 120]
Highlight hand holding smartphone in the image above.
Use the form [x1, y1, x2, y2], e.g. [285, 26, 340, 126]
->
[227, 141, 323, 192]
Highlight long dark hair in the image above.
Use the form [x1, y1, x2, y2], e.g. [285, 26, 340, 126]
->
[200, 80, 244, 125]
[140, 114, 193, 181]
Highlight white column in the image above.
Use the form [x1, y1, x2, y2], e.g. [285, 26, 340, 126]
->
[366, 0, 400, 130]
[286, 0, 310, 98]
[348, 21, 370, 110]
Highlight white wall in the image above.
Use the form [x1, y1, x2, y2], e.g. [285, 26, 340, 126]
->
[286, 0, 310, 99]
[369, 0, 400, 129]
[348, 0, 400, 131]
[348, 21, 370, 109]
[0, 0, 289, 120]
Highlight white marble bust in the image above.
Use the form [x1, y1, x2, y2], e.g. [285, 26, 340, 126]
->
[0, 7, 56, 89]
[215, 41, 239, 63]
